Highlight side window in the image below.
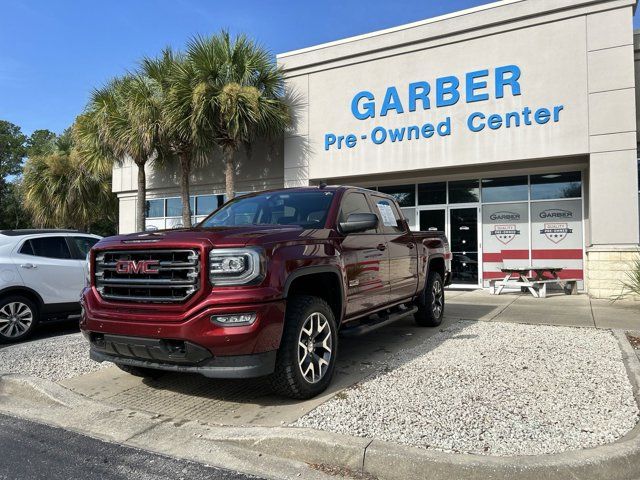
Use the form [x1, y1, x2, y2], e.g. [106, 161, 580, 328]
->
[70, 236, 99, 259]
[19, 240, 34, 256]
[21, 237, 72, 259]
[373, 196, 404, 233]
[338, 192, 376, 233]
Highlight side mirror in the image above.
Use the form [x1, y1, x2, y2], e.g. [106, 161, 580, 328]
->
[339, 213, 378, 234]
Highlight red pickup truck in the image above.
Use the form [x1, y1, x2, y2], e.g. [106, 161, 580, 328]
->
[82, 186, 451, 398]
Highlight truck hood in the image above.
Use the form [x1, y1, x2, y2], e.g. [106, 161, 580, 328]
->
[95, 225, 332, 249]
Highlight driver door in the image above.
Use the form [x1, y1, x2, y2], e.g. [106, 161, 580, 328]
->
[338, 192, 390, 318]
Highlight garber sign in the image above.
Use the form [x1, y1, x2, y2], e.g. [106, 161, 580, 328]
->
[324, 65, 565, 151]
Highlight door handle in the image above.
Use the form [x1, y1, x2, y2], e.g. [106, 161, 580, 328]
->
[20, 263, 36, 269]
[377, 244, 387, 251]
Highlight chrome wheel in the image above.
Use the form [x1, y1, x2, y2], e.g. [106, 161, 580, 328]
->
[431, 280, 444, 318]
[0, 302, 34, 338]
[297, 312, 333, 384]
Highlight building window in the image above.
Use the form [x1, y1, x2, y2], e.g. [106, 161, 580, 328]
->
[377, 184, 415, 207]
[418, 182, 446, 205]
[481, 176, 528, 203]
[145, 199, 164, 218]
[449, 179, 480, 204]
[530, 171, 581, 200]
[196, 195, 221, 216]
[145, 194, 224, 230]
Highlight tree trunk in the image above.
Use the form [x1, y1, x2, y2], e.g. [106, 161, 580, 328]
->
[179, 152, 192, 228]
[224, 147, 235, 201]
[135, 160, 146, 233]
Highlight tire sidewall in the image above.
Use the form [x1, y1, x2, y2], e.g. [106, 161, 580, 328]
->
[416, 271, 445, 326]
[0, 295, 38, 344]
[286, 296, 338, 397]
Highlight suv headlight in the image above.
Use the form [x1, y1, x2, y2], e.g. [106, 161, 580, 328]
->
[209, 248, 264, 286]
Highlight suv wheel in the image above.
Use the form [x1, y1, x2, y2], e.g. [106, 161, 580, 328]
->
[116, 363, 163, 379]
[0, 296, 38, 344]
[270, 295, 338, 399]
[415, 271, 445, 327]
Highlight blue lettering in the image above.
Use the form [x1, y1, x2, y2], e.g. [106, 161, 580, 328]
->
[380, 87, 404, 117]
[437, 117, 451, 136]
[371, 126, 387, 144]
[468, 112, 485, 132]
[553, 105, 564, 122]
[388, 127, 406, 142]
[351, 91, 375, 120]
[496, 65, 521, 99]
[421, 123, 434, 138]
[535, 108, 550, 124]
[345, 134, 357, 148]
[466, 70, 489, 103]
[505, 112, 520, 128]
[436, 76, 460, 107]
[488, 114, 503, 130]
[324, 134, 336, 150]
[407, 125, 420, 140]
[408, 81, 431, 112]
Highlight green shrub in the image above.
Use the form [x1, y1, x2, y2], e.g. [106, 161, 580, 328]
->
[615, 255, 640, 301]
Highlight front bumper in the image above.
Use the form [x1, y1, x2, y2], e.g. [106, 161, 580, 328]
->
[88, 333, 276, 378]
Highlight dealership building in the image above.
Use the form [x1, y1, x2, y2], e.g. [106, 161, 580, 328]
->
[112, 0, 640, 298]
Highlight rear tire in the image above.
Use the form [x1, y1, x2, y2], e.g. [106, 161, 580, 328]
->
[415, 271, 445, 327]
[270, 295, 338, 399]
[116, 363, 163, 379]
[0, 296, 38, 344]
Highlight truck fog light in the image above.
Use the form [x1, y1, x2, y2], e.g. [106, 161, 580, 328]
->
[211, 313, 257, 326]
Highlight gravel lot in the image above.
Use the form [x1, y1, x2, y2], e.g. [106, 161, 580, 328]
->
[0, 333, 111, 382]
[295, 321, 640, 456]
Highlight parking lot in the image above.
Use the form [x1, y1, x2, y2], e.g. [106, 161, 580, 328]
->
[2, 290, 635, 435]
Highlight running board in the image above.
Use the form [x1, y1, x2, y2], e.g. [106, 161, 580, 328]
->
[340, 306, 418, 337]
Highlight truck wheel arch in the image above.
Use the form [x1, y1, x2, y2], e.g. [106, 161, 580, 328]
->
[283, 266, 345, 323]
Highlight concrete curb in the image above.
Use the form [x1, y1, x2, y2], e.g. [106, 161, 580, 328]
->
[1, 331, 639, 480]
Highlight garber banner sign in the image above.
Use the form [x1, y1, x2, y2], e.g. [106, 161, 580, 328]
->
[324, 65, 564, 151]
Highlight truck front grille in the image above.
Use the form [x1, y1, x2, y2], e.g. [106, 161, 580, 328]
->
[94, 249, 200, 303]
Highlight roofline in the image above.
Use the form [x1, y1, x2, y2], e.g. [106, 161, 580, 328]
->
[276, 0, 522, 59]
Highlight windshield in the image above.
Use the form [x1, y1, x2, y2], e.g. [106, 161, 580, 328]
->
[200, 191, 335, 228]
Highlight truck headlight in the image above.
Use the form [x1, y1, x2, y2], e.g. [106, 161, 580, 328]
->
[209, 248, 263, 286]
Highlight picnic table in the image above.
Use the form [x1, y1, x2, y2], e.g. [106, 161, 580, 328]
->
[489, 266, 578, 298]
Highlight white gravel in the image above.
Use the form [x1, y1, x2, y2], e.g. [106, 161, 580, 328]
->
[0, 333, 111, 382]
[295, 321, 640, 456]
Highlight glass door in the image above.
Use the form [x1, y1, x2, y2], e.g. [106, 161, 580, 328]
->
[419, 209, 446, 232]
[449, 207, 480, 286]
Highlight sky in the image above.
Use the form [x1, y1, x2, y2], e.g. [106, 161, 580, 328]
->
[2, 0, 640, 137]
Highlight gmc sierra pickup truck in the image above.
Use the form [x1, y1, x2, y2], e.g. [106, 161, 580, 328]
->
[82, 186, 451, 399]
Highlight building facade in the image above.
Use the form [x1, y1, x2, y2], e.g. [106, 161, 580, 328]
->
[113, 0, 640, 299]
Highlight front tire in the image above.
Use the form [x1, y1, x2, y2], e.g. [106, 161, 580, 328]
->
[270, 295, 338, 399]
[0, 296, 38, 344]
[415, 271, 445, 327]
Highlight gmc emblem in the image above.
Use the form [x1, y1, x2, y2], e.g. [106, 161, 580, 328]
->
[115, 259, 160, 274]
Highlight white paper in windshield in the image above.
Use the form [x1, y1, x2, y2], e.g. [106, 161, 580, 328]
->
[377, 201, 397, 227]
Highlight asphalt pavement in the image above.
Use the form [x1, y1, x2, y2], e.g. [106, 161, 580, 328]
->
[0, 413, 261, 480]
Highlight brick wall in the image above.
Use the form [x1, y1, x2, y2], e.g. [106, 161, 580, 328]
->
[586, 248, 640, 300]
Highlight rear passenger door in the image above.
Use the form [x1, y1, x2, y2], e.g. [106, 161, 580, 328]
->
[14, 236, 85, 305]
[338, 191, 390, 318]
[372, 196, 418, 303]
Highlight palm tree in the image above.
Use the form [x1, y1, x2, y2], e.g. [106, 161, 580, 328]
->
[77, 75, 162, 232]
[186, 31, 290, 200]
[141, 49, 210, 228]
[22, 137, 117, 232]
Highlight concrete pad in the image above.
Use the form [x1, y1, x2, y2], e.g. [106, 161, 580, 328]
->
[62, 315, 458, 427]
[592, 299, 639, 330]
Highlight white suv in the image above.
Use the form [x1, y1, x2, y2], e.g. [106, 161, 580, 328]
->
[0, 230, 101, 343]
